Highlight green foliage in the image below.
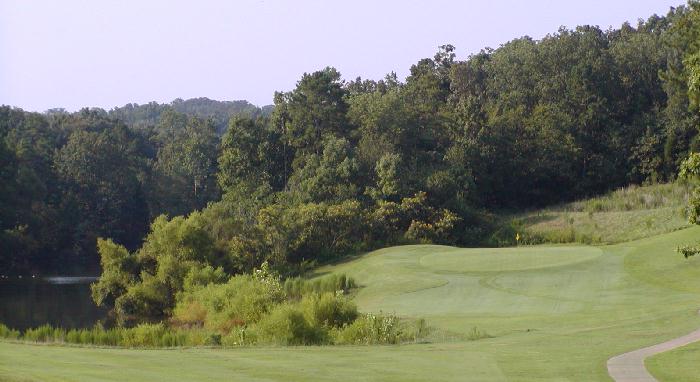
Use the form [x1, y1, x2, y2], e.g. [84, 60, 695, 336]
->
[0, 264, 416, 348]
[92, 212, 226, 326]
[54, 121, 150, 254]
[677, 151, 700, 258]
[287, 136, 359, 203]
[217, 116, 285, 196]
[273, 67, 350, 154]
[334, 313, 409, 345]
[283, 273, 356, 300]
[676, 244, 700, 258]
[173, 271, 285, 332]
[678, 152, 700, 181]
[366, 153, 403, 201]
[11, 323, 215, 348]
[0, 99, 260, 275]
[509, 182, 692, 245]
[254, 304, 326, 345]
[3, 7, 700, 277]
[300, 292, 358, 328]
[121, 323, 170, 347]
[23, 324, 65, 343]
[369, 192, 462, 245]
[150, 111, 220, 216]
[686, 187, 700, 224]
[91, 238, 138, 307]
[109, 98, 264, 134]
[0, 323, 20, 340]
[465, 326, 493, 341]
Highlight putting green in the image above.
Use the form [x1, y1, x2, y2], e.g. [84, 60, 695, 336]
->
[2, 227, 700, 381]
[419, 246, 602, 273]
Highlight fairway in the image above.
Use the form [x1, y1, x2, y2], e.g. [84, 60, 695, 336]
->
[3, 227, 700, 381]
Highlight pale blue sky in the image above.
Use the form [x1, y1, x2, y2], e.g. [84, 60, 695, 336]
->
[0, 0, 684, 112]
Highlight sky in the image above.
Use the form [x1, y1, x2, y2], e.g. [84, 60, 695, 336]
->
[0, 0, 685, 112]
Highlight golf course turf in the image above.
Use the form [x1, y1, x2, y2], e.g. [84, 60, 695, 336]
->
[2, 227, 700, 381]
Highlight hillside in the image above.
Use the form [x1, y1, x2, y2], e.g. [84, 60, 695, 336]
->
[3, 227, 700, 381]
[109, 97, 271, 134]
[503, 182, 694, 245]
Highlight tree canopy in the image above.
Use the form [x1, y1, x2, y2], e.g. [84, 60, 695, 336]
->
[2, 5, 700, 289]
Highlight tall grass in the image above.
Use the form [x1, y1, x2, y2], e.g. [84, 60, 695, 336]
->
[547, 182, 691, 213]
[0, 323, 20, 340]
[499, 182, 693, 245]
[283, 273, 357, 299]
[1, 323, 220, 348]
[333, 313, 427, 345]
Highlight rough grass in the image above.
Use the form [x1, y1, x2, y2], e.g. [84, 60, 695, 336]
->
[3, 227, 700, 381]
[647, 341, 700, 382]
[506, 182, 693, 245]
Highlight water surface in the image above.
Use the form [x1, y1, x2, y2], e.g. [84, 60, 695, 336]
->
[0, 276, 107, 331]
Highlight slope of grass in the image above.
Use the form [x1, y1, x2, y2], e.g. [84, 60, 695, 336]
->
[508, 182, 693, 245]
[2, 227, 700, 381]
[647, 341, 700, 382]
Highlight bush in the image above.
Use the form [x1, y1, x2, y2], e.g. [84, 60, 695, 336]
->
[221, 326, 255, 346]
[335, 313, 407, 345]
[283, 273, 356, 299]
[0, 323, 20, 339]
[466, 326, 492, 341]
[301, 292, 358, 328]
[255, 304, 325, 345]
[173, 272, 285, 332]
[24, 324, 65, 343]
[121, 323, 168, 347]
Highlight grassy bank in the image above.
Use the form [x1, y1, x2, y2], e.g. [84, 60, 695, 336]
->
[503, 182, 693, 245]
[2, 227, 700, 381]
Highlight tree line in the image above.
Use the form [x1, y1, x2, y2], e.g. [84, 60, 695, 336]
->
[3, 3, 700, 279]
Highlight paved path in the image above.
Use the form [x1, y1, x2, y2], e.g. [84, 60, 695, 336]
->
[607, 327, 700, 381]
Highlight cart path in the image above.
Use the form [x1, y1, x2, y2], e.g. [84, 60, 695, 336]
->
[607, 326, 700, 381]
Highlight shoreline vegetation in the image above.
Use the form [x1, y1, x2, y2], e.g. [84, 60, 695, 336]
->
[0, 315, 432, 349]
[0, 271, 432, 348]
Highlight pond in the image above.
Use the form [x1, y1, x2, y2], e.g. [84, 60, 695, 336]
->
[0, 276, 107, 331]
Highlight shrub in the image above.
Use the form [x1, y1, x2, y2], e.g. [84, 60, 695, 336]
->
[301, 292, 358, 328]
[413, 318, 430, 343]
[335, 313, 406, 345]
[24, 324, 64, 343]
[221, 326, 255, 346]
[121, 323, 168, 347]
[66, 329, 82, 344]
[173, 272, 285, 332]
[677, 245, 700, 258]
[466, 326, 492, 341]
[0, 323, 20, 339]
[255, 304, 325, 345]
[283, 273, 356, 299]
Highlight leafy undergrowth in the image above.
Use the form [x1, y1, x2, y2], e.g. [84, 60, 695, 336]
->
[0, 272, 430, 348]
[0, 315, 430, 348]
[497, 182, 692, 245]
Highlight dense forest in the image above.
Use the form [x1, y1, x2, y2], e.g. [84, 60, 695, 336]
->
[3, 2, 700, 293]
[0, 98, 267, 273]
